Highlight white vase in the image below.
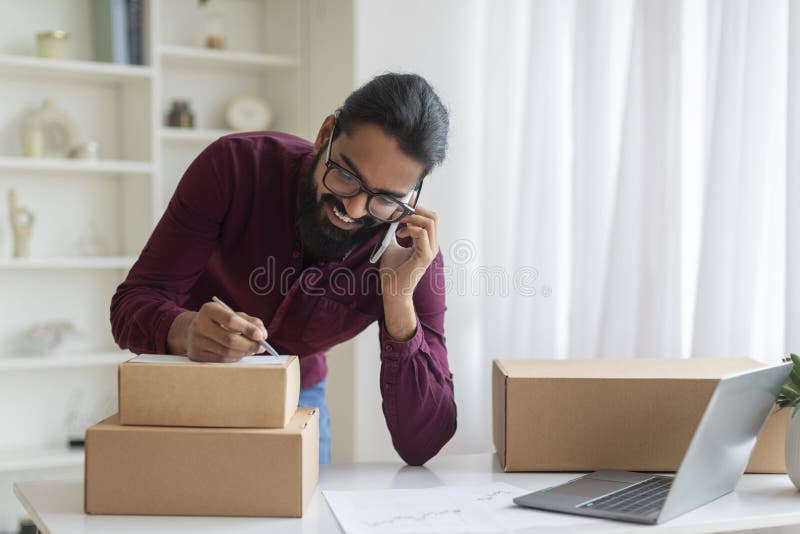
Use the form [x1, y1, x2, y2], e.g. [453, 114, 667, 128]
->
[785, 410, 800, 489]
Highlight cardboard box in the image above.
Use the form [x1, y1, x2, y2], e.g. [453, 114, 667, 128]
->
[493, 357, 789, 473]
[85, 408, 319, 517]
[119, 354, 300, 428]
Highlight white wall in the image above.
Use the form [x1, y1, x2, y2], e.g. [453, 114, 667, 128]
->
[349, 0, 489, 461]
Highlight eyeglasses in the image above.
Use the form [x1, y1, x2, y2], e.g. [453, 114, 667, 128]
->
[323, 119, 422, 223]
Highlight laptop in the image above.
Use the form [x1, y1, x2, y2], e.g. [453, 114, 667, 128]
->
[513, 362, 791, 524]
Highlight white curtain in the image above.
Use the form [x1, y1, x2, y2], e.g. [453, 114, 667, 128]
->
[349, 0, 795, 459]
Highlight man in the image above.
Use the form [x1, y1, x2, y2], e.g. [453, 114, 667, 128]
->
[110, 73, 456, 465]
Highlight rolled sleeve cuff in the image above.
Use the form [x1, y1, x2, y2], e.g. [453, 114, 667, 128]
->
[153, 304, 188, 355]
[380, 319, 425, 360]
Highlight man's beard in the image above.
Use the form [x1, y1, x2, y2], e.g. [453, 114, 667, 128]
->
[298, 149, 385, 260]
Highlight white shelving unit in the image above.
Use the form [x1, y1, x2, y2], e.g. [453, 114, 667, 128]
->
[0, 1, 310, 530]
[159, 44, 296, 70]
[153, 0, 308, 211]
[0, 53, 153, 84]
[0, 155, 152, 175]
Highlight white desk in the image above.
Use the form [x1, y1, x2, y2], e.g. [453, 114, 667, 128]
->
[13, 453, 800, 533]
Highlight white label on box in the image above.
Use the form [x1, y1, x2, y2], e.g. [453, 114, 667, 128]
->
[128, 354, 288, 365]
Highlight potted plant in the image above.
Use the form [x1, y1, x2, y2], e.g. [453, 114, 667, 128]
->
[777, 353, 800, 489]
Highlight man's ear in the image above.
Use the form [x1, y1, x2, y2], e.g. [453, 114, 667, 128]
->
[313, 115, 336, 152]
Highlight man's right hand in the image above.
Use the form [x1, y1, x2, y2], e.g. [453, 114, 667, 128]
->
[166, 301, 268, 362]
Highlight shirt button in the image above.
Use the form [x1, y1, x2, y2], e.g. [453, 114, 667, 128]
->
[291, 250, 301, 259]
[385, 345, 393, 352]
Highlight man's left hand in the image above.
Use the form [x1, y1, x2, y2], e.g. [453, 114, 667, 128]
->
[379, 205, 439, 298]
[379, 206, 439, 341]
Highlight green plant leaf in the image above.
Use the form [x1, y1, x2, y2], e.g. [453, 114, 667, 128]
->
[790, 365, 800, 385]
[791, 353, 800, 368]
[781, 383, 800, 400]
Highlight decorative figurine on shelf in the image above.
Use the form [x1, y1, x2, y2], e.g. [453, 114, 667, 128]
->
[199, 0, 227, 49]
[226, 95, 273, 132]
[21, 99, 77, 158]
[166, 100, 195, 128]
[8, 189, 34, 258]
[21, 108, 44, 157]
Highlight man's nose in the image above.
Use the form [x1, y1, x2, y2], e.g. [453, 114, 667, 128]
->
[342, 192, 369, 219]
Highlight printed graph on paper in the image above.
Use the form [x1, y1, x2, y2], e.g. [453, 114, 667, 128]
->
[323, 482, 593, 534]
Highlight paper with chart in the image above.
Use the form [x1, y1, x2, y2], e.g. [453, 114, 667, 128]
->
[128, 354, 288, 365]
[323, 482, 594, 533]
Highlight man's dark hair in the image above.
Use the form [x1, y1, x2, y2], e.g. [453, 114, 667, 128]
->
[335, 72, 449, 177]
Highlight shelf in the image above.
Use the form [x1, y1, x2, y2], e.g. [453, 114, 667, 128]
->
[0, 446, 84, 472]
[159, 45, 296, 71]
[0, 351, 133, 371]
[0, 257, 136, 270]
[0, 156, 153, 175]
[0, 54, 152, 84]
[160, 127, 234, 144]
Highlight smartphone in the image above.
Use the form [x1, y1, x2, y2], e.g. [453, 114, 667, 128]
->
[369, 221, 400, 264]
[369, 189, 415, 264]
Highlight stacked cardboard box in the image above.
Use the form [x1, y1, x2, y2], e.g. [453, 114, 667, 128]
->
[493, 357, 788, 473]
[85, 354, 318, 517]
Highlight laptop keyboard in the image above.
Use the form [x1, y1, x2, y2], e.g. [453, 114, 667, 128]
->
[577, 476, 673, 517]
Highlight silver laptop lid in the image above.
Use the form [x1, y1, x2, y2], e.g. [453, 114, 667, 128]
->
[658, 362, 791, 522]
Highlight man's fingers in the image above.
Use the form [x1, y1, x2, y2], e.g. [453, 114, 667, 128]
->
[399, 224, 435, 262]
[409, 206, 437, 222]
[196, 315, 262, 355]
[188, 302, 270, 362]
[400, 210, 438, 254]
[201, 302, 266, 341]
[201, 329, 258, 359]
[201, 334, 255, 361]
[236, 312, 268, 340]
[402, 213, 435, 230]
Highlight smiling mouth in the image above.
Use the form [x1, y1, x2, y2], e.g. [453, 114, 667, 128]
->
[332, 204, 355, 224]
[323, 201, 363, 231]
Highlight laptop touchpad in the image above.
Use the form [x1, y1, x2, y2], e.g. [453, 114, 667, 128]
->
[548, 479, 627, 498]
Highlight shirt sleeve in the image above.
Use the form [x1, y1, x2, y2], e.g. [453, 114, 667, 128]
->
[379, 250, 456, 465]
[110, 139, 233, 354]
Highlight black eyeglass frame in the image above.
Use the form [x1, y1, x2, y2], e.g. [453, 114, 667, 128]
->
[323, 118, 423, 223]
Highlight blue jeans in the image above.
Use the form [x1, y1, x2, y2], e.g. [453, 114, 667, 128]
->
[298, 378, 330, 464]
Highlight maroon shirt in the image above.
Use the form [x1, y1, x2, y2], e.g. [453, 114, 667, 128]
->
[110, 132, 456, 465]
